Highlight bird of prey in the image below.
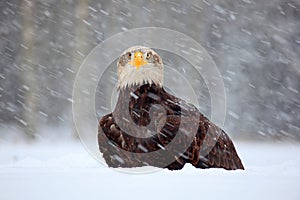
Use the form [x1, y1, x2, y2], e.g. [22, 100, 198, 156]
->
[98, 46, 244, 170]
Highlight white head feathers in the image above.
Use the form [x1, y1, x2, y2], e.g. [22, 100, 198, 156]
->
[117, 46, 164, 89]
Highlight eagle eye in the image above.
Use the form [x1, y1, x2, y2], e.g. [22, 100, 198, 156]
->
[146, 52, 152, 59]
[127, 52, 131, 59]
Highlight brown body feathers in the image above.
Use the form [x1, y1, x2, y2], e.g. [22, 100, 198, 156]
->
[98, 84, 244, 170]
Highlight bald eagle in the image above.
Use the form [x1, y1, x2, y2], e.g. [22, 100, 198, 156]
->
[98, 46, 244, 170]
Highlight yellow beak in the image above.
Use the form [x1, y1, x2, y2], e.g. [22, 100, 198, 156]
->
[129, 51, 148, 69]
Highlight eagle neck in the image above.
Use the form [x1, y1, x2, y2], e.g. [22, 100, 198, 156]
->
[113, 83, 164, 127]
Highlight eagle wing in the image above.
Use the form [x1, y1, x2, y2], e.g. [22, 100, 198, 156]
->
[191, 116, 244, 170]
[97, 84, 244, 170]
[163, 99, 244, 170]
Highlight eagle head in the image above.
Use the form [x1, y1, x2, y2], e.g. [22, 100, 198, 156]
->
[117, 46, 164, 89]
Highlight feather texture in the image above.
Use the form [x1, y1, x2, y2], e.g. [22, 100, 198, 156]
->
[98, 84, 244, 170]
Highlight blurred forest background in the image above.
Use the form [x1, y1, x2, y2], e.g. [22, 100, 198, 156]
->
[0, 0, 299, 142]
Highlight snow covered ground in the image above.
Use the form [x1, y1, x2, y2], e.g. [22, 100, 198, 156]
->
[0, 141, 299, 200]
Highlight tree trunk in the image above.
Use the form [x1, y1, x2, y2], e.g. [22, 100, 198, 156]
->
[70, 0, 90, 139]
[20, 0, 38, 139]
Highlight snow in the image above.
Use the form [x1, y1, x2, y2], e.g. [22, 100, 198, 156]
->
[0, 141, 299, 200]
[0, 1, 299, 199]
